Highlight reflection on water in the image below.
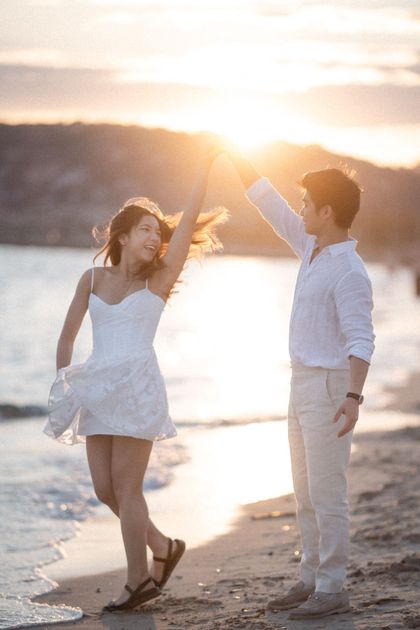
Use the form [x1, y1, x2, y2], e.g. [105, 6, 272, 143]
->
[160, 255, 295, 422]
[1, 245, 420, 421]
[176, 421, 292, 520]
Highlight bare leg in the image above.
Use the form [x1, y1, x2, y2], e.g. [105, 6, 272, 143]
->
[111, 436, 154, 605]
[86, 435, 119, 515]
[86, 435, 177, 588]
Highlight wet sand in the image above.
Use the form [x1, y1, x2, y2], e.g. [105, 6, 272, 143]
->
[34, 376, 420, 629]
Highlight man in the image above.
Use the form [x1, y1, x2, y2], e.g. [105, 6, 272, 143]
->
[226, 152, 375, 620]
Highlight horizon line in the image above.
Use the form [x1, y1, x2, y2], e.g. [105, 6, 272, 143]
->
[1, 115, 419, 171]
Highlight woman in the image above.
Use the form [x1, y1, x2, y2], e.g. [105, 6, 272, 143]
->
[44, 148, 227, 611]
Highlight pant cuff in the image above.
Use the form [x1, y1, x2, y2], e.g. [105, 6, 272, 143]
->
[315, 578, 345, 593]
[300, 569, 316, 587]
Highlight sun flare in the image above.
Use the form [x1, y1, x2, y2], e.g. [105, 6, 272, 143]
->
[207, 102, 279, 150]
[139, 98, 313, 152]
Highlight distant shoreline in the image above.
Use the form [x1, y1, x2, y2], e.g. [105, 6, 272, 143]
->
[1, 240, 418, 267]
[1, 122, 419, 263]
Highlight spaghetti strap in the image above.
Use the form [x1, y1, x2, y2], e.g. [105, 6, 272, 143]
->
[90, 268, 95, 294]
[145, 277, 148, 289]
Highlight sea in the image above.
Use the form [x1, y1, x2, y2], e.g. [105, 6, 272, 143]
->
[1, 244, 420, 628]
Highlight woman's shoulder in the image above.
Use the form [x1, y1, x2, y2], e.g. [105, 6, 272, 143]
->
[92, 265, 117, 274]
[87, 266, 116, 278]
[78, 266, 109, 284]
[73, 269, 95, 296]
[85, 266, 119, 291]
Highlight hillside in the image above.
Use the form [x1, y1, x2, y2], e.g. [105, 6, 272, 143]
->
[1, 123, 419, 260]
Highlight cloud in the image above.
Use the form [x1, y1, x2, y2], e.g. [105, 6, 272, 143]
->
[0, 48, 67, 67]
[1, 40, 419, 95]
[282, 84, 420, 126]
[2, 3, 419, 95]
[1, 63, 419, 128]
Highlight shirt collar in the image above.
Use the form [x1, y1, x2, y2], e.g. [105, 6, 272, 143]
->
[315, 237, 358, 257]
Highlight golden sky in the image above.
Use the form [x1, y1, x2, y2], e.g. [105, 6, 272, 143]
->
[1, 0, 420, 166]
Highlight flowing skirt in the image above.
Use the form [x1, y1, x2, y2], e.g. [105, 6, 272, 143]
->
[44, 350, 176, 445]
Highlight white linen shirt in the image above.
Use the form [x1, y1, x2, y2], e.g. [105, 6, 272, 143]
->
[246, 177, 375, 369]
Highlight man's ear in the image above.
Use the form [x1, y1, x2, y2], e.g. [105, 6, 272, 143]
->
[320, 204, 333, 221]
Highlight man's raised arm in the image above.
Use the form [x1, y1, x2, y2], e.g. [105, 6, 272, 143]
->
[226, 151, 261, 189]
[225, 149, 311, 260]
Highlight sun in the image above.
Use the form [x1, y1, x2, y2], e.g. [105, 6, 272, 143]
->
[137, 96, 315, 153]
[202, 99, 282, 150]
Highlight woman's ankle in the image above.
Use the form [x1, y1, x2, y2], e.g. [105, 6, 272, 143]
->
[126, 571, 151, 589]
[148, 534, 170, 556]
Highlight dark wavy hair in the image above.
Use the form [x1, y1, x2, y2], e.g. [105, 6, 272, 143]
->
[93, 197, 229, 279]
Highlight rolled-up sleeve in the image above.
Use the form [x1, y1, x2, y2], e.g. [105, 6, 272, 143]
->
[246, 177, 310, 259]
[334, 271, 375, 364]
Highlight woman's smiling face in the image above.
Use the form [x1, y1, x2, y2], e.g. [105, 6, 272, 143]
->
[122, 214, 162, 262]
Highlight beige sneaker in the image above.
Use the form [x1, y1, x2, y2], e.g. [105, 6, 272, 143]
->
[288, 590, 350, 619]
[267, 581, 315, 611]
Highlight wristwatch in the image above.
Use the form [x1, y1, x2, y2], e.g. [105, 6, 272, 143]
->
[346, 392, 364, 404]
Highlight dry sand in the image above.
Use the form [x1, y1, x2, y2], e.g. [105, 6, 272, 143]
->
[34, 377, 420, 630]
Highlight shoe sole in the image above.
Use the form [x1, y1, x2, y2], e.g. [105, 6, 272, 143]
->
[267, 592, 315, 612]
[267, 600, 311, 612]
[102, 587, 161, 613]
[288, 604, 351, 620]
[131, 587, 162, 610]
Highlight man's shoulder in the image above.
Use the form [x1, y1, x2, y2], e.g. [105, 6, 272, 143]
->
[349, 250, 369, 273]
[336, 251, 372, 287]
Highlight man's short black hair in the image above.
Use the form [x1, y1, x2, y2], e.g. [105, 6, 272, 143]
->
[299, 168, 362, 229]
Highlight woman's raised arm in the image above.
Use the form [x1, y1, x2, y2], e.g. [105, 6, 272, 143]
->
[157, 149, 220, 294]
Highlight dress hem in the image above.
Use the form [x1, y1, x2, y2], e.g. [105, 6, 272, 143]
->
[43, 423, 177, 446]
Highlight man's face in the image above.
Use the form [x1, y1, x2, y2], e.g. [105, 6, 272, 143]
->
[300, 191, 323, 236]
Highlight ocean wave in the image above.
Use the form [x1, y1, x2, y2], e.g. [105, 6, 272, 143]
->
[0, 417, 188, 629]
[0, 403, 286, 428]
[0, 404, 48, 419]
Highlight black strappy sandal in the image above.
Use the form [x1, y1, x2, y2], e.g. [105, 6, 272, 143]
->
[153, 538, 186, 589]
[102, 576, 161, 612]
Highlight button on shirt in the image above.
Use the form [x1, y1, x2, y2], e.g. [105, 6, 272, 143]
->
[246, 177, 375, 369]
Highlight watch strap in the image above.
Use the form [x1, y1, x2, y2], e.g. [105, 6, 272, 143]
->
[346, 392, 364, 404]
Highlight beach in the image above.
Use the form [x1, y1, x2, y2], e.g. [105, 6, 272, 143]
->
[2, 247, 420, 628]
[32, 375, 420, 630]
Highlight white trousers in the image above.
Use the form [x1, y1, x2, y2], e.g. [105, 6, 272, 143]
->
[288, 364, 353, 593]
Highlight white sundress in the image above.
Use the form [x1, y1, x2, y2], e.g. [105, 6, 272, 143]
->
[44, 269, 177, 445]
